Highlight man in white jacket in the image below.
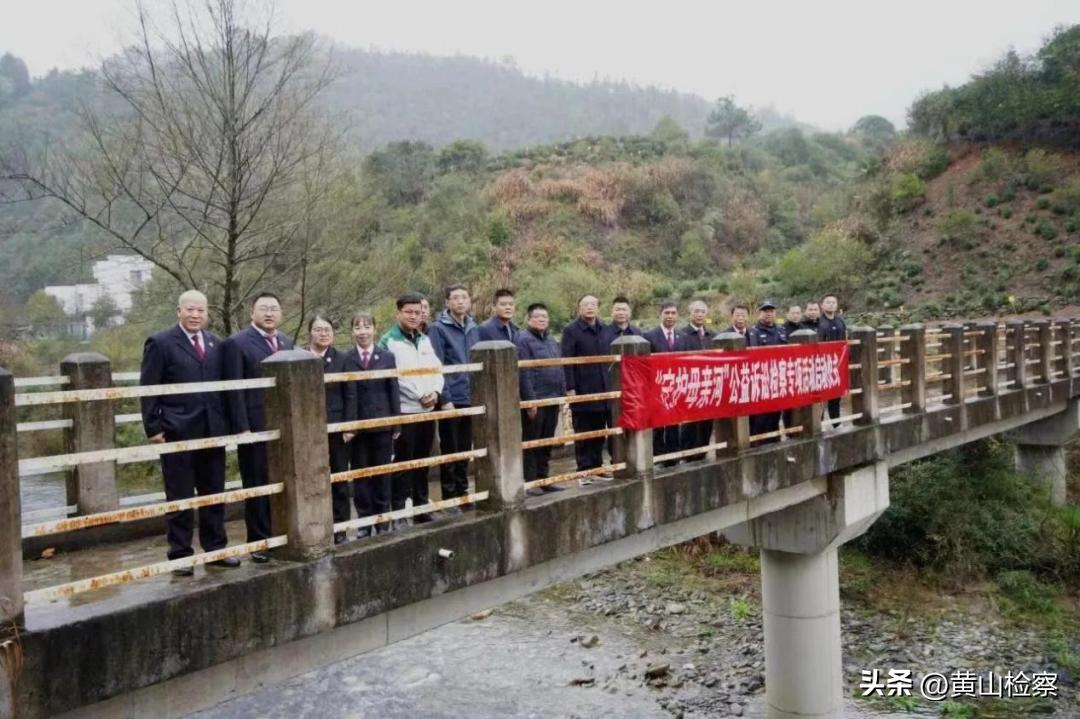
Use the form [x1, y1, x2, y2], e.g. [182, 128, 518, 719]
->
[378, 293, 446, 522]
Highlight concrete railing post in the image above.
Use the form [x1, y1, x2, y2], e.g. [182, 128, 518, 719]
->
[877, 325, 895, 387]
[1033, 320, 1052, 384]
[848, 327, 879, 426]
[1056, 319, 1073, 379]
[789, 329, 822, 438]
[262, 350, 333, 561]
[976, 321, 1000, 397]
[942, 324, 965, 406]
[469, 341, 525, 509]
[899, 324, 927, 414]
[610, 336, 652, 480]
[0, 369, 23, 625]
[1007, 320, 1027, 389]
[712, 333, 749, 455]
[60, 353, 118, 514]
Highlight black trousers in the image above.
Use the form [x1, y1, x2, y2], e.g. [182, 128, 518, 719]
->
[680, 420, 712, 461]
[570, 408, 607, 471]
[522, 406, 559, 481]
[825, 398, 841, 424]
[326, 432, 351, 523]
[653, 425, 682, 466]
[438, 407, 472, 499]
[237, 441, 271, 543]
[347, 431, 394, 518]
[750, 412, 782, 446]
[392, 419, 435, 510]
[160, 444, 227, 559]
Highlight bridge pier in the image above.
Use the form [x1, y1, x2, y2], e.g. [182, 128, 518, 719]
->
[724, 462, 890, 719]
[1007, 398, 1078, 507]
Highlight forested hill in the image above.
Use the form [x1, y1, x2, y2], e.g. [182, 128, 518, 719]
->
[326, 50, 713, 150]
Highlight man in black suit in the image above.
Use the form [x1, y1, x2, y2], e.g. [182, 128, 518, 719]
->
[342, 312, 400, 536]
[222, 291, 294, 562]
[140, 290, 239, 575]
[561, 294, 612, 478]
[680, 299, 715, 460]
[643, 301, 686, 467]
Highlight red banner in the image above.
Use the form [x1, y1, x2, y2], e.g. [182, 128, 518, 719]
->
[617, 341, 850, 430]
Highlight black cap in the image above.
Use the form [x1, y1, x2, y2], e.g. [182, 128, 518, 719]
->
[758, 300, 777, 310]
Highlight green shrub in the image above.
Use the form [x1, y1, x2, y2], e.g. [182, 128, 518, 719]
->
[984, 193, 999, 208]
[857, 440, 1067, 580]
[1066, 217, 1080, 234]
[1001, 207, 1014, 219]
[1001, 185, 1018, 202]
[773, 229, 871, 300]
[1036, 257, 1050, 271]
[996, 571, 1059, 616]
[1025, 212, 1038, 224]
[977, 148, 1012, 182]
[1023, 148, 1062, 186]
[879, 287, 902, 307]
[1054, 245, 1066, 257]
[1036, 219, 1058, 241]
[915, 143, 951, 179]
[939, 210, 981, 247]
[1050, 181, 1080, 216]
[1037, 196, 1051, 210]
[890, 172, 926, 212]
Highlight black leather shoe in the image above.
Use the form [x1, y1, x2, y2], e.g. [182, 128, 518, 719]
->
[541, 485, 564, 493]
[208, 557, 241, 568]
[172, 566, 194, 577]
[413, 512, 435, 524]
[250, 551, 270, 564]
[333, 531, 347, 545]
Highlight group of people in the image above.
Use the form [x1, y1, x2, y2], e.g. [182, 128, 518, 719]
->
[139, 287, 846, 572]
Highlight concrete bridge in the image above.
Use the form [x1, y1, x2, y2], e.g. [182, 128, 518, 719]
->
[0, 319, 1077, 719]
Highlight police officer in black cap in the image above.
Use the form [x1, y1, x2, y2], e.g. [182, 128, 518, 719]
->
[747, 300, 787, 445]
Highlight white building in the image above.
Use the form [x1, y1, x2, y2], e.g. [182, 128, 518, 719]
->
[44, 255, 153, 335]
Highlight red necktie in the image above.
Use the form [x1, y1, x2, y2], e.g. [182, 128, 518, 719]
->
[667, 332, 673, 350]
[265, 334, 277, 353]
[361, 350, 370, 369]
[192, 333, 205, 360]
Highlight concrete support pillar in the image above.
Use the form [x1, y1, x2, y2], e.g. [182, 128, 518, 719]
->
[1007, 397, 1078, 507]
[262, 350, 333, 560]
[1007, 319, 1027, 390]
[712, 333, 749, 455]
[848, 326, 878, 426]
[470, 341, 525, 509]
[789, 329, 822, 437]
[899, 324, 926, 414]
[1014, 444, 1068, 507]
[609, 336, 652, 479]
[726, 462, 889, 719]
[760, 547, 843, 719]
[60, 353, 118, 514]
[942, 324, 965, 407]
[0, 368, 23, 625]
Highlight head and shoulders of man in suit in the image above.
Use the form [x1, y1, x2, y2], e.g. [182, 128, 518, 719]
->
[568, 294, 605, 335]
[722, 303, 750, 337]
[478, 288, 518, 340]
[606, 295, 642, 339]
[681, 298, 712, 342]
[645, 301, 682, 350]
[235, 291, 292, 345]
[153, 289, 220, 348]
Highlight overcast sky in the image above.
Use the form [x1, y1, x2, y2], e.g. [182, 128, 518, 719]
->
[4, 0, 1079, 130]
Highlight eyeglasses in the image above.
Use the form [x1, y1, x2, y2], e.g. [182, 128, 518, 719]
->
[255, 305, 282, 313]
[310, 327, 333, 334]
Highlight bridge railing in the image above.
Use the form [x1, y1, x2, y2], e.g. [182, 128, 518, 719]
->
[5, 319, 1080, 621]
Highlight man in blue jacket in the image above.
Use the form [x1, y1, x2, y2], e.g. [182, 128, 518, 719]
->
[477, 288, 519, 342]
[601, 295, 643, 346]
[222, 291, 294, 562]
[426, 284, 479, 502]
[140, 290, 238, 574]
[561, 294, 612, 475]
[515, 302, 567, 495]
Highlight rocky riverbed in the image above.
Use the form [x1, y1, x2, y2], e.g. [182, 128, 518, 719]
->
[194, 548, 1078, 719]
